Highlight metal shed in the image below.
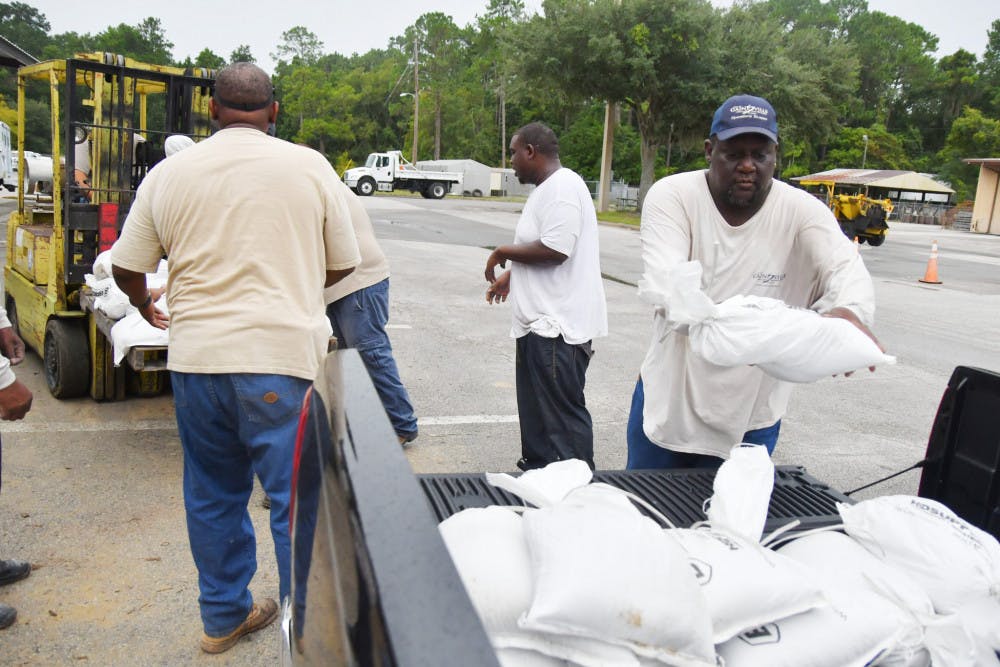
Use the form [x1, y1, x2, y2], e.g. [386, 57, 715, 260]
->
[963, 159, 1000, 235]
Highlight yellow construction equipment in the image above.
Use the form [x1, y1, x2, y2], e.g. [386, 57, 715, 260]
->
[5, 52, 215, 399]
[799, 179, 894, 247]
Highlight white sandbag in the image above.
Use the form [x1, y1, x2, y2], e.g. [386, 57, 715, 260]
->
[520, 484, 716, 666]
[495, 646, 569, 667]
[110, 294, 169, 365]
[495, 632, 642, 667]
[716, 589, 909, 667]
[644, 261, 895, 383]
[673, 527, 826, 644]
[704, 443, 774, 542]
[838, 496, 1000, 615]
[438, 506, 533, 635]
[486, 459, 594, 508]
[93, 249, 114, 280]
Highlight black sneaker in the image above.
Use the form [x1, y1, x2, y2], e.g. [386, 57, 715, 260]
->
[397, 431, 418, 446]
[0, 603, 15, 630]
[0, 560, 30, 587]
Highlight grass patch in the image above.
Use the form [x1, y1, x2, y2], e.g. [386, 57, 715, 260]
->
[597, 210, 640, 227]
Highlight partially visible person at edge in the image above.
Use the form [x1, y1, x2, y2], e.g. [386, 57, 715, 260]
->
[485, 122, 608, 471]
[627, 93, 882, 470]
[325, 179, 418, 446]
[109, 62, 360, 654]
[0, 306, 33, 630]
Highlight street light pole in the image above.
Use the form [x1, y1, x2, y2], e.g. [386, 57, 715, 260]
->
[862, 134, 869, 169]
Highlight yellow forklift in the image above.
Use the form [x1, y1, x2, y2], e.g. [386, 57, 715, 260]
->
[798, 179, 894, 246]
[4, 53, 214, 399]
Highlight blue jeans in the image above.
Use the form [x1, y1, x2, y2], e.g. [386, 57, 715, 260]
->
[626, 377, 781, 469]
[326, 279, 417, 438]
[172, 371, 310, 636]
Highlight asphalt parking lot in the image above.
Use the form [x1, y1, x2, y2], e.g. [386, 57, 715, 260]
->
[0, 193, 998, 664]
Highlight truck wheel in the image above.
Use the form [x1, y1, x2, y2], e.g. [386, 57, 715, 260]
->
[356, 177, 376, 197]
[867, 234, 885, 247]
[44, 319, 90, 399]
[428, 181, 447, 199]
[473, 189, 483, 197]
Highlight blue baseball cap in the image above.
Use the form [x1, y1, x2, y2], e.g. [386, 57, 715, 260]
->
[710, 94, 778, 143]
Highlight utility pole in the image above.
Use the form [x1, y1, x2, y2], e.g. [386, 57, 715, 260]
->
[862, 134, 869, 169]
[412, 38, 420, 164]
[596, 102, 617, 212]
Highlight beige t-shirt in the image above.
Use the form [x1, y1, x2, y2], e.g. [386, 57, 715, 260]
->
[111, 128, 360, 380]
[639, 171, 876, 458]
[323, 179, 390, 304]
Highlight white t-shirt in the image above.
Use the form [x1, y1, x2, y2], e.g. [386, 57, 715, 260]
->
[111, 128, 360, 381]
[639, 170, 875, 458]
[509, 168, 608, 345]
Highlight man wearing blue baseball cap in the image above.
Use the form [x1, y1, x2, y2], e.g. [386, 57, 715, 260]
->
[627, 94, 883, 469]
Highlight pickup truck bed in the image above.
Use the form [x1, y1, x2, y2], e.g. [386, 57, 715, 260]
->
[284, 352, 1000, 666]
[419, 466, 851, 533]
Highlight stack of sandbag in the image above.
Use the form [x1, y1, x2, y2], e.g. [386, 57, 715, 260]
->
[85, 250, 168, 321]
[638, 260, 895, 382]
[440, 451, 1000, 666]
[83, 250, 170, 365]
[440, 460, 717, 666]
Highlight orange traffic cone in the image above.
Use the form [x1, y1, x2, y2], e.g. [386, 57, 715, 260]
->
[918, 240, 942, 284]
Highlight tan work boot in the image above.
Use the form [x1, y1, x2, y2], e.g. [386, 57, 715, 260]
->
[200, 598, 278, 654]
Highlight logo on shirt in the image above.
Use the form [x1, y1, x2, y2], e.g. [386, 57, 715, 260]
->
[752, 271, 785, 287]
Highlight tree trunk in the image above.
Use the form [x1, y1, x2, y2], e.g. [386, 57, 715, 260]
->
[434, 92, 442, 160]
[636, 110, 659, 211]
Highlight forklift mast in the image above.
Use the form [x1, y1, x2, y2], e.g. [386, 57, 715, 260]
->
[5, 53, 215, 399]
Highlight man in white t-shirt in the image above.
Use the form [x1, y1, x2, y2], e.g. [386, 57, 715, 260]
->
[485, 122, 608, 471]
[110, 63, 360, 654]
[629, 94, 882, 469]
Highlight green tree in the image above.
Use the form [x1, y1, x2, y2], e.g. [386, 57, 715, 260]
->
[978, 20, 1000, 116]
[177, 48, 225, 70]
[230, 44, 255, 64]
[823, 124, 910, 170]
[393, 13, 471, 160]
[95, 17, 174, 63]
[272, 26, 324, 68]
[845, 10, 937, 127]
[0, 1, 49, 58]
[937, 107, 1000, 200]
[281, 65, 360, 154]
[516, 0, 720, 205]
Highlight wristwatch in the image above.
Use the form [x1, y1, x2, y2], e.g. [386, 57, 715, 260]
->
[132, 292, 152, 309]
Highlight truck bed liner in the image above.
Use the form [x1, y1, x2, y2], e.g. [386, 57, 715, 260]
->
[418, 465, 852, 533]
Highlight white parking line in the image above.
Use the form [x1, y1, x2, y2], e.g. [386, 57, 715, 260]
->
[385, 324, 412, 329]
[2, 419, 178, 433]
[417, 415, 519, 426]
[0, 415, 522, 433]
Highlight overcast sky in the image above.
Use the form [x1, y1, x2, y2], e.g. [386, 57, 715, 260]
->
[25, 0, 999, 74]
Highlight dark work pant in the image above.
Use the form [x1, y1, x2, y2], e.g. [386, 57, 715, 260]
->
[515, 332, 595, 470]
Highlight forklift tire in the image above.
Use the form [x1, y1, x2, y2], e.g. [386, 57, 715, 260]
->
[427, 181, 447, 199]
[356, 177, 376, 197]
[44, 319, 90, 399]
[867, 234, 885, 247]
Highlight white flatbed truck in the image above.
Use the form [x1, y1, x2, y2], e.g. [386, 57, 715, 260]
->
[342, 150, 462, 199]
